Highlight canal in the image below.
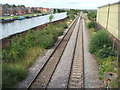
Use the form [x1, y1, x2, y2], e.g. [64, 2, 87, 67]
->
[0, 12, 67, 39]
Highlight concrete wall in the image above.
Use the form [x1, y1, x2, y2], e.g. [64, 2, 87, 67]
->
[97, 2, 120, 41]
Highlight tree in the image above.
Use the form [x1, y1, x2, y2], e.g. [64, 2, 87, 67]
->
[57, 9, 61, 13]
[3, 4, 11, 8]
[49, 14, 54, 22]
[13, 4, 16, 7]
[53, 9, 57, 13]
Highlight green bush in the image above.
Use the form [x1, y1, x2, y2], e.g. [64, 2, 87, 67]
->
[96, 45, 115, 58]
[58, 22, 68, 29]
[89, 30, 111, 54]
[2, 35, 26, 62]
[98, 56, 115, 79]
[49, 14, 54, 22]
[44, 26, 62, 39]
[2, 64, 27, 88]
[67, 10, 75, 20]
[2, 21, 67, 62]
[25, 30, 36, 48]
[87, 21, 95, 29]
[87, 11, 97, 20]
[38, 34, 55, 49]
[2, 19, 69, 88]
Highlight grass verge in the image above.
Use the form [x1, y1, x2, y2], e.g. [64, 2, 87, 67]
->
[0, 12, 48, 19]
[84, 13, 118, 88]
[2, 18, 72, 89]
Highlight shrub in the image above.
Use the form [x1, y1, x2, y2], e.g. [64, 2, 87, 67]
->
[89, 28, 97, 34]
[44, 27, 62, 39]
[87, 11, 97, 19]
[98, 56, 116, 79]
[58, 22, 68, 29]
[67, 10, 75, 20]
[38, 34, 55, 49]
[89, 30, 112, 54]
[25, 30, 36, 48]
[2, 19, 69, 88]
[2, 35, 26, 62]
[87, 21, 95, 29]
[96, 45, 115, 58]
[2, 64, 27, 88]
[49, 14, 54, 22]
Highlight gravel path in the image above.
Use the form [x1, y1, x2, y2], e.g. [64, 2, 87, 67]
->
[82, 16, 102, 88]
[47, 17, 80, 88]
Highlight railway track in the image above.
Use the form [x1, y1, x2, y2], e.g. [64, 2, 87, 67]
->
[68, 15, 84, 88]
[28, 15, 81, 89]
[26, 13, 86, 89]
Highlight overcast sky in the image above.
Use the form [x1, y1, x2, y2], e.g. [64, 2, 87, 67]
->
[0, 0, 119, 9]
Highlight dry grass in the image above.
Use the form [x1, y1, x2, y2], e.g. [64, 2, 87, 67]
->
[2, 47, 44, 88]
[89, 28, 96, 35]
[17, 47, 44, 68]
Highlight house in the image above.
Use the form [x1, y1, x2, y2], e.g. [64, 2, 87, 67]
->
[12, 7, 18, 15]
[0, 4, 50, 16]
[34, 7, 49, 13]
[2, 7, 10, 16]
[16, 7, 23, 15]
[28, 7, 32, 14]
[21, 7, 28, 14]
[31, 7, 36, 13]
[7, 7, 14, 15]
[39, 8, 49, 12]
[42, 8, 49, 12]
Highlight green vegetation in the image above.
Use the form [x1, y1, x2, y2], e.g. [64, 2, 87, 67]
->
[89, 30, 112, 54]
[2, 4, 25, 8]
[53, 9, 66, 13]
[2, 18, 71, 89]
[0, 13, 48, 19]
[85, 13, 118, 88]
[82, 10, 88, 13]
[89, 30, 116, 80]
[49, 14, 54, 22]
[86, 21, 95, 29]
[67, 9, 79, 20]
[89, 30, 117, 87]
[97, 56, 116, 79]
[87, 10, 97, 20]
[83, 10, 97, 20]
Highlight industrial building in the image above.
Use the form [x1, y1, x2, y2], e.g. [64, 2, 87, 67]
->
[97, 1, 120, 41]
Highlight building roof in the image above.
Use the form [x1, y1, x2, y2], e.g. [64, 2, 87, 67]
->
[98, 1, 120, 8]
[2, 7, 10, 11]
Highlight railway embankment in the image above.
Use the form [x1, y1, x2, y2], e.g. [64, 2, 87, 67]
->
[2, 10, 78, 89]
[84, 11, 118, 88]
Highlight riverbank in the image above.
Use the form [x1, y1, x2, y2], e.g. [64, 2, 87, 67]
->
[2, 9, 79, 89]
[0, 12, 48, 19]
[2, 17, 67, 47]
[2, 16, 73, 89]
[1, 12, 67, 39]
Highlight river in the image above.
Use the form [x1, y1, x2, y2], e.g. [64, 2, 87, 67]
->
[0, 12, 67, 39]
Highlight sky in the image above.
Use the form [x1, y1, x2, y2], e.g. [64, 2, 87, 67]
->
[0, 0, 119, 9]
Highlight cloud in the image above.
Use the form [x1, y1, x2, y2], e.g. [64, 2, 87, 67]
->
[0, 0, 119, 9]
